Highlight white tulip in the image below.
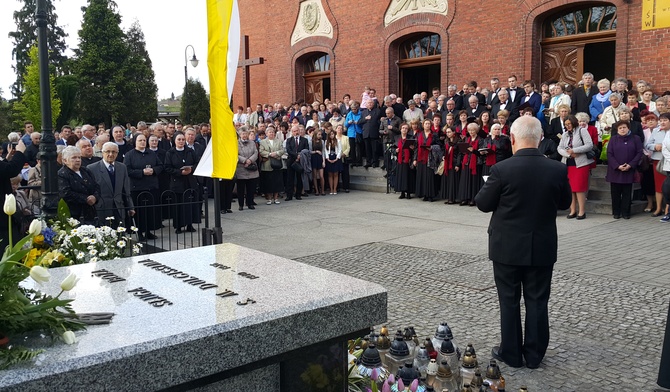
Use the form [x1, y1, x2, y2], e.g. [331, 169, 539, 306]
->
[28, 219, 42, 236]
[29, 265, 51, 283]
[60, 273, 79, 291]
[62, 330, 76, 345]
[3, 194, 16, 216]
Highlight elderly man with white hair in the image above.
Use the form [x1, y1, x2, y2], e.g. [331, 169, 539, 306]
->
[476, 115, 571, 370]
[87, 142, 135, 226]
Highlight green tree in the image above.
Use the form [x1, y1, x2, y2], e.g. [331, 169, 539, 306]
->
[8, 0, 68, 98]
[12, 46, 61, 130]
[72, 0, 128, 125]
[54, 73, 79, 128]
[181, 78, 210, 124]
[0, 91, 15, 141]
[120, 20, 157, 124]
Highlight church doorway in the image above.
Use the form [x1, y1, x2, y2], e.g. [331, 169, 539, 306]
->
[541, 5, 616, 85]
[398, 33, 441, 102]
[302, 53, 331, 103]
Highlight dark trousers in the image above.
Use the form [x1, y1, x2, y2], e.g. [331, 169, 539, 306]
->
[493, 262, 554, 367]
[340, 160, 350, 190]
[348, 137, 359, 165]
[364, 137, 380, 166]
[610, 182, 632, 216]
[236, 178, 256, 207]
[658, 301, 670, 388]
[286, 163, 302, 198]
[219, 179, 234, 210]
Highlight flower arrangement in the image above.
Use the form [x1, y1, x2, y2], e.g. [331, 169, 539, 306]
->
[24, 199, 142, 269]
[1, 194, 85, 369]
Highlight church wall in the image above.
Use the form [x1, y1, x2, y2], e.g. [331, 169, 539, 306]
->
[233, 0, 670, 109]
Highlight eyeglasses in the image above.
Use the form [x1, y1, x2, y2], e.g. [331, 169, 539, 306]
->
[103, 151, 118, 154]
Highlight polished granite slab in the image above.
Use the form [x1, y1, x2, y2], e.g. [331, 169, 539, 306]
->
[0, 243, 387, 391]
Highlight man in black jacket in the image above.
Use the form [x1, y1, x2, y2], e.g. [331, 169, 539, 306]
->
[359, 99, 383, 168]
[571, 72, 596, 116]
[475, 116, 571, 369]
[285, 126, 309, 201]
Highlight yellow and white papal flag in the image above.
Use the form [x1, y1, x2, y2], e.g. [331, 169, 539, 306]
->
[194, 0, 240, 179]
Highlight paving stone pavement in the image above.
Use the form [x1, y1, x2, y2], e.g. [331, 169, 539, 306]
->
[218, 190, 670, 391]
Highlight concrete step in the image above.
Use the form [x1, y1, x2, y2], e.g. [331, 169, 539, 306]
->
[349, 180, 390, 193]
[585, 199, 647, 215]
[587, 189, 609, 201]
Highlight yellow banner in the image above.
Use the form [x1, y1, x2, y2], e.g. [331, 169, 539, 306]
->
[642, 0, 670, 30]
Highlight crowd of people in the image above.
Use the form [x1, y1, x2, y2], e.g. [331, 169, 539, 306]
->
[2, 72, 670, 244]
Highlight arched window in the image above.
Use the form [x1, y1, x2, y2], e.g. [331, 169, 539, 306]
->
[304, 54, 330, 73]
[399, 33, 441, 60]
[544, 5, 617, 38]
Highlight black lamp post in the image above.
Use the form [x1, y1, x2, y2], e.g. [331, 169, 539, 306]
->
[36, 0, 58, 219]
[183, 45, 199, 123]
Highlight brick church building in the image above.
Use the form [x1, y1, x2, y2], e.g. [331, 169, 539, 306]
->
[233, 0, 670, 106]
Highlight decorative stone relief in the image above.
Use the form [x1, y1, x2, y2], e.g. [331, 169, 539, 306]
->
[384, 0, 449, 27]
[291, 0, 333, 46]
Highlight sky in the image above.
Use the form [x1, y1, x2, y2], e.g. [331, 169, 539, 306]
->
[0, 0, 211, 100]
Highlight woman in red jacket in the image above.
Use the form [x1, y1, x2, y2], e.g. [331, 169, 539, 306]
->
[395, 123, 415, 199]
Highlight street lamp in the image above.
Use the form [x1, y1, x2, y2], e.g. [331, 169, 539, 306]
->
[36, 0, 57, 219]
[183, 45, 199, 123]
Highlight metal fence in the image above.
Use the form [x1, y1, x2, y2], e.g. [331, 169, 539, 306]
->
[17, 186, 206, 255]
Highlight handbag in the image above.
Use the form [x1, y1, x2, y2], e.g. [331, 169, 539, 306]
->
[291, 161, 304, 173]
[656, 158, 666, 174]
[270, 158, 282, 170]
[436, 160, 445, 175]
[638, 155, 651, 172]
[245, 162, 258, 171]
[578, 128, 599, 160]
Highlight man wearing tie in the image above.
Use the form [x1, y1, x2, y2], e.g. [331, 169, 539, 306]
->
[520, 80, 542, 116]
[507, 75, 525, 106]
[88, 142, 134, 227]
[285, 126, 309, 201]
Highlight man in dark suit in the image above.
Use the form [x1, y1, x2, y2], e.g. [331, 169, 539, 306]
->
[475, 116, 571, 369]
[359, 99, 383, 168]
[77, 139, 101, 168]
[285, 126, 309, 201]
[491, 89, 516, 120]
[88, 142, 134, 226]
[507, 75, 525, 106]
[446, 84, 464, 111]
[571, 72, 596, 115]
[517, 80, 542, 116]
[486, 77, 502, 110]
[441, 98, 459, 125]
[465, 95, 486, 118]
[463, 81, 486, 107]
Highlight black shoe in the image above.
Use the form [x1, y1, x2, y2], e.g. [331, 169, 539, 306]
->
[226, 209, 233, 214]
[613, 214, 621, 219]
[295, 196, 302, 200]
[566, 213, 577, 219]
[186, 225, 196, 232]
[239, 206, 244, 211]
[248, 205, 255, 210]
[399, 193, 406, 199]
[460, 201, 468, 206]
[251, 201, 257, 206]
[221, 210, 227, 214]
[371, 163, 378, 168]
[145, 233, 158, 240]
[175, 228, 183, 234]
[469, 201, 476, 206]
[407, 195, 412, 200]
[344, 189, 349, 193]
[285, 197, 292, 201]
[381, 165, 386, 170]
[364, 164, 370, 169]
[302, 193, 309, 197]
[622, 215, 630, 219]
[576, 213, 586, 220]
[423, 197, 429, 201]
[526, 361, 541, 369]
[491, 346, 523, 368]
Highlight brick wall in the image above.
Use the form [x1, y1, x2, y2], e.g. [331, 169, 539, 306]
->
[233, 0, 670, 107]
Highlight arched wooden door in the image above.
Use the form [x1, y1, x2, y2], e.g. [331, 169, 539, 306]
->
[541, 5, 616, 84]
[398, 33, 441, 102]
[303, 54, 331, 103]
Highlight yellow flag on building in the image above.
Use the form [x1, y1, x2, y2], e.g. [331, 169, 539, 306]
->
[195, 0, 240, 179]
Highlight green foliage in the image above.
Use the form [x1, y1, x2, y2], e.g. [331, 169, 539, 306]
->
[11, 46, 61, 130]
[120, 20, 158, 124]
[73, 0, 128, 125]
[8, 0, 68, 98]
[54, 74, 79, 129]
[181, 78, 210, 124]
[0, 92, 15, 141]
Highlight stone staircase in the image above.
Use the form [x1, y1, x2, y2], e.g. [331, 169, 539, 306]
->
[585, 164, 646, 215]
[348, 166, 391, 193]
[348, 163, 648, 215]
